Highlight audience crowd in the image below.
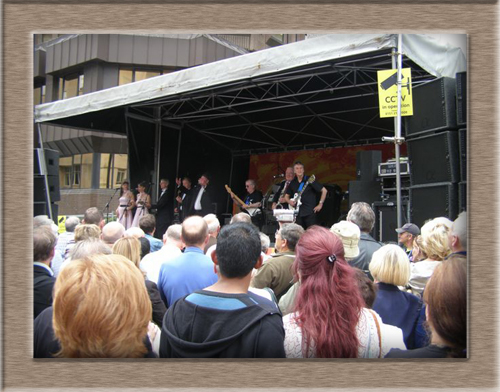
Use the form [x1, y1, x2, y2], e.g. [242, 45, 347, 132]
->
[33, 205, 467, 358]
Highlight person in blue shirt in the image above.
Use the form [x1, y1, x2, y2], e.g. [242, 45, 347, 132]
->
[139, 214, 163, 253]
[157, 215, 217, 307]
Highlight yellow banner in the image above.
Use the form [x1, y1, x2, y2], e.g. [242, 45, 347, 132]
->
[377, 68, 413, 118]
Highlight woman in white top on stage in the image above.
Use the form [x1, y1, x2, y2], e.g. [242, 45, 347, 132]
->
[132, 181, 152, 228]
[116, 181, 135, 230]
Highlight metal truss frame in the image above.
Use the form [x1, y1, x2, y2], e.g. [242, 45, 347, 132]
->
[124, 50, 434, 155]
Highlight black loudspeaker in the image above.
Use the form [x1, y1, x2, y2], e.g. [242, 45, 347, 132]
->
[316, 184, 343, 228]
[407, 131, 460, 186]
[349, 180, 381, 207]
[356, 150, 382, 181]
[261, 222, 279, 244]
[34, 148, 59, 176]
[459, 128, 467, 182]
[410, 182, 458, 228]
[34, 175, 60, 202]
[459, 182, 467, 213]
[373, 200, 409, 243]
[404, 77, 458, 138]
[34, 202, 58, 219]
[456, 72, 467, 126]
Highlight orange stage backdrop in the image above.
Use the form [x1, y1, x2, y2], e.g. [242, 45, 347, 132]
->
[248, 143, 407, 196]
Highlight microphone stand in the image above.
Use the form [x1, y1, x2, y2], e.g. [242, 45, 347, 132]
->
[102, 187, 121, 223]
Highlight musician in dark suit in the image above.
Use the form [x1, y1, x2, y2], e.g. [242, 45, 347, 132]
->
[155, 178, 172, 239]
[175, 177, 193, 222]
[34, 226, 57, 319]
[272, 166, 295, 210]
[231, 179, 263, 229]
[188, 173, 214, 217]
[285, 161, 327, 230]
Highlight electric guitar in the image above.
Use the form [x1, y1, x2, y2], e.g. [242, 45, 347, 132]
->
[290, 175, 316, 213]
[225, 185, 261, 217]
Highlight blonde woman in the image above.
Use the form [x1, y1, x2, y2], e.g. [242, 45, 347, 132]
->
[411, 235, 427, 262]
[369, 244, 423, 349]
[112, 237, 166, 328]
[409, 219, 451, 296]
[34, 254, 154, 358]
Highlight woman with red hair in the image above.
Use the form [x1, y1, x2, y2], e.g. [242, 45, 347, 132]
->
[283, 226, 382, 358]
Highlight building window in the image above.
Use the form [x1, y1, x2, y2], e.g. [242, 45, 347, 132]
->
[116, 169, 126, 185]
[59, 153, 92, 189]
[62, 165, 72, 187]
[99, 153, 129, 189]
[73, 164, 81, 186]
[135, 70, 161, 82]
[118, 68, 168, 86]
[34, 85, 46, 106]
[119, 69, 133, 85]
[113, 154, 128, 187]
[59, 72, 84, 100]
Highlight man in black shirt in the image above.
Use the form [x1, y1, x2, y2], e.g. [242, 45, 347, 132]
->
[285, 161, 327, 230]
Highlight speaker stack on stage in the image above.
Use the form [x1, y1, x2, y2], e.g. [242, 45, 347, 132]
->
[373, 158, 411, 243]
[34, 148, 60, 219]
[348, 150, 382, 207]
[316, 184, 343, 228]
[405, 74, 467, 228]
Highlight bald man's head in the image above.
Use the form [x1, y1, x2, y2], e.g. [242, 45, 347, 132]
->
[181, 216, 209, 248]
[101, 221, 125, 246]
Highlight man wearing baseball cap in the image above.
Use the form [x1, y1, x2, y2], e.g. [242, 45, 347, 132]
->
[395, 223, 420, 261]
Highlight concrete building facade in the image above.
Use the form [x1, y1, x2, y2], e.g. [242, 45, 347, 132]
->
[34, 33, 304, 217]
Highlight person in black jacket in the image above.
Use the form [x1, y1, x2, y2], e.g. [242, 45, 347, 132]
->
[272, 166, 295, 210]
[174, 177, 193, 222]
[155, 178, 172, 239]
[159, 222, 286, 358]
[188, 173, 214, 217]
[34, 226, 57, 319]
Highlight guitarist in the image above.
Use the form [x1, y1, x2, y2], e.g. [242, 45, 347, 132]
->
[284, 161, 328, 229]
[272, 166, 295, 210]
[230, 179, 263, 228]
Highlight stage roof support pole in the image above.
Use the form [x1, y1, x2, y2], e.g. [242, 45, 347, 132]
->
[153, 107, 162, 202]
[36, 122, 53, 221]
[227, 153, 235, 214]
[175, 123, 183, 180]
[394, 34, 404, 231]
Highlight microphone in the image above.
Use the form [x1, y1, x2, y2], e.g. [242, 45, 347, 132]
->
[273, 174, 284, 178]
